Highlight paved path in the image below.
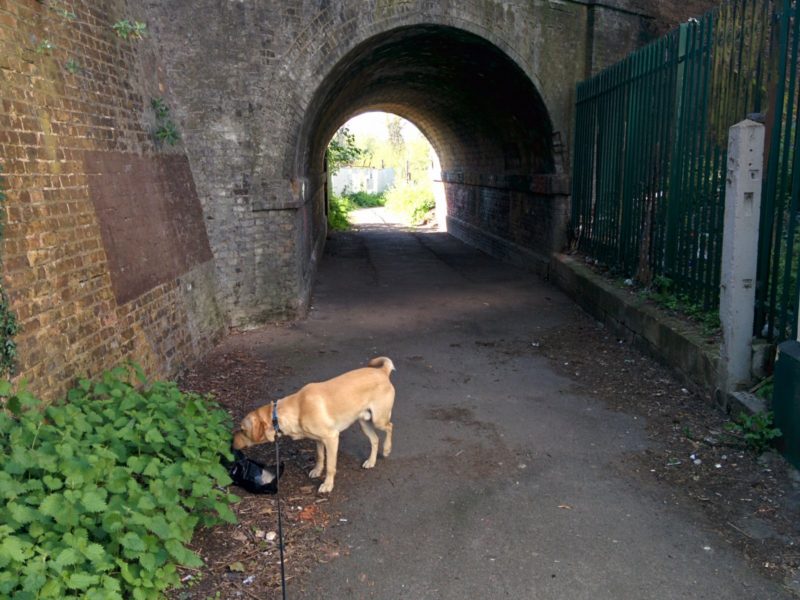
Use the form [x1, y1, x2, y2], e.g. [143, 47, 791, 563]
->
[251, 209, 790, 599]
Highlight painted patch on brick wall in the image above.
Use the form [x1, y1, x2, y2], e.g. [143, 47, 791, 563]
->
[84, 152, 213, 304]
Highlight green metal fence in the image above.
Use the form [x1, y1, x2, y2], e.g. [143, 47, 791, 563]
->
[572, 0, 800, 339]
[759, 0, 800, 342]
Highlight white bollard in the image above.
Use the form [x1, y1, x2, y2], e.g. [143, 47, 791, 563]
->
[719, 119, 765, 392]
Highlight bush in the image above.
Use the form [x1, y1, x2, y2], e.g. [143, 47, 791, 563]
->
[346, 191, 385, 208]
[384, 182, 435, 225]
[0, 366, 238, 599]
[327, 193, 351, 231]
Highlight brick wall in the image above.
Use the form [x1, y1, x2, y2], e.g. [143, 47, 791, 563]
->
[0, 0, 224, 399]
[140, 0, 721, 326]
[444, 174, 570, 274]
[0, 0, 722, 398]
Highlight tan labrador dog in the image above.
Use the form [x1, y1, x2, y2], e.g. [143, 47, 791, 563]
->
[233, 357, 395, 493]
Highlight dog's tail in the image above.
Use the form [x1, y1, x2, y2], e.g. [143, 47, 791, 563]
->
[368, 356, 395, 376]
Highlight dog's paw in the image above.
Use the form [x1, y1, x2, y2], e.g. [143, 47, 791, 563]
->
[362, 458, 376, 469]
[318, 480, 334, 494]
[309, 466, 323, 479]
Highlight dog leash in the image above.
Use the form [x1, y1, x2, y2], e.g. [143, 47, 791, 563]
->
[273, 401, 287, 600]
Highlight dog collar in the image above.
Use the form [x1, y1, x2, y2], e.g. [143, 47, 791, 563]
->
[272, 401, 281, 435]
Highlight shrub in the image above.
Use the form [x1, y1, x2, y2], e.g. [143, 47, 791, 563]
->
[384, 181, 435, 225]
[327, 193, 351, 231]
[346, 191, 385, 208]
[0, 366, 238, 599]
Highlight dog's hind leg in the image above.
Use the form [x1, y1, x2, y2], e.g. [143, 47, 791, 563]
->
[318, 435, 339, 494]
[375, 420, 393, 457]
[309, 440, 325, 479]
[358, 418, 379, 469]
[371, 402, 393, 457]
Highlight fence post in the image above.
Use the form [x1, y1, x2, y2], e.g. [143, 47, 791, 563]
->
[719, 118, 765, 393]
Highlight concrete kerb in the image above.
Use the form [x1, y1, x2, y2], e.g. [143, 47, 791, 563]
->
[549, 253, 721, 401]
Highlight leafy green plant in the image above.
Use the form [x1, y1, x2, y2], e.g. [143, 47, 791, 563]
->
[154, 121, 180, 146]
[724, 411, 782, 454]
[384, 181, 436, 225]
[65, 59, 81, 75]
[151, 98, 170, 121]
[0, 164, 18, 376]
[346, 191, 385, 208]
[151, 98, 180, 147]
[752, 376, 774, 402]
[112, 20, 147, 40]
[0, 366, 239, 598]
[646, 275, 721, 335]
[327, 193, 350, 231]
[35, 39, 55, 54]
[0, 288, 19, 376]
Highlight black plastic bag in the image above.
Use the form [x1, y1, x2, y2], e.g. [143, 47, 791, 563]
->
[225, 448, 284, 494]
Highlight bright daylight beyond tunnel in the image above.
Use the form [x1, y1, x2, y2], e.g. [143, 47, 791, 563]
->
[325, 112, 445, 231]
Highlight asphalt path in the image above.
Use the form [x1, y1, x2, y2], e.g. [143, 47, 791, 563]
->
[250, 208, 790, 599]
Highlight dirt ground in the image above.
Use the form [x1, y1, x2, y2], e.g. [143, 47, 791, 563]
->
[169, 313, 800, 599]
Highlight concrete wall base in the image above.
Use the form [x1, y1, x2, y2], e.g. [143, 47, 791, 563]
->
[550, 253, 720, 396]
[446, 216, 551, 277]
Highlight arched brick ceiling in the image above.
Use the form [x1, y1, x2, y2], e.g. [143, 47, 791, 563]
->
[301, 25, 555, 178]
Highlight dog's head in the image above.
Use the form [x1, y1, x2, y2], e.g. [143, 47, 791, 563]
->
[232, 403, 276, 449]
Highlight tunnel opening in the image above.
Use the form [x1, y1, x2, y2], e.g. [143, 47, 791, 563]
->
[295, 24, 563, 279]
[324, 112, 445, 230]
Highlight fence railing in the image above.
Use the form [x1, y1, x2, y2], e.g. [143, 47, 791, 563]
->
[572, 0, 800, 343]
[759, 0, 800, 342]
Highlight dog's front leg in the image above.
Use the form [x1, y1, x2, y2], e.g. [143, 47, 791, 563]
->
[318, 435, 339, 494]
[309, 440, 325, 479]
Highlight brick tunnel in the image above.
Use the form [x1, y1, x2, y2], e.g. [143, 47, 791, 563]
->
[1, 0, 721, 397]
[296, 25, 564, 274]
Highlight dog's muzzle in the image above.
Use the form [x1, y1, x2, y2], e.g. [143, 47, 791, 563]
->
[232, 430, 251, 450]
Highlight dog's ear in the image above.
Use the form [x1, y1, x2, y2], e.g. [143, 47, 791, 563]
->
[242, 413, 264, 443]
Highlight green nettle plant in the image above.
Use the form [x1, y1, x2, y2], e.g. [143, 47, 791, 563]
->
[0, 366, 239, 599]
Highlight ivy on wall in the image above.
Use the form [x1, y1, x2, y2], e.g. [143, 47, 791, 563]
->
[0, 165, 19, 376]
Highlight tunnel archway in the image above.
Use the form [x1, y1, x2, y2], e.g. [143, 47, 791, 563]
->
[293, 25, 565, 275]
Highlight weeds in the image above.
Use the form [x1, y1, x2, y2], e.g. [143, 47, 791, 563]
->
[151, 98, 180, 146]
[0, 365, 238, 598]
[724, 411, 782, 454]
[327, 194, 350, 231]
[638, 275, 721, 335]
[112, 20, 147, 40]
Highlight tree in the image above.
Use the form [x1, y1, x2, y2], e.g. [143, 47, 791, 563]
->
[326, 127, 365, 175]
